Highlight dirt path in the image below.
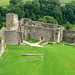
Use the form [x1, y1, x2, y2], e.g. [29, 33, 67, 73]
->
[23, 41, 43, 47]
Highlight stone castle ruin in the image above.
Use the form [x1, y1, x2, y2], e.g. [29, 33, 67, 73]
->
[0, 13, 75, 57]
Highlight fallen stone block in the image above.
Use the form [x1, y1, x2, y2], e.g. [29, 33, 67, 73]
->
[21, 54, 43, 56]
[20, 60, 41, 62]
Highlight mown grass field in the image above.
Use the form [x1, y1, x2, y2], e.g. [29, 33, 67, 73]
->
[0, 44, 75, 75]
[0, 0, 74, 7]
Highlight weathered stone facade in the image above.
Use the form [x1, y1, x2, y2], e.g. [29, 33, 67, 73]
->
[63, 30, 75, 42]
[6, 13, 19, 31]
[0, 27, 7, 57]
[4, 31, 21, 45]
[19, 18, 65, 43]
[5, 13, 21, 45]
[0, 13, 75, 57]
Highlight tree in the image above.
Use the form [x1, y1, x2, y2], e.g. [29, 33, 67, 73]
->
[9, 0, 22, 5]
[65, 21, 72, 29]
[52, 11, 63, 24]
[38, 16, 58, 24]
[0, 22, 6, 29]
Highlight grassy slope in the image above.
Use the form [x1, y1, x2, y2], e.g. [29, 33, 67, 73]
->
[0, 44, 75, 75]
[0, 0, 74, 7]
[0, 0, 32, 7]
[60, 0, 74, 3]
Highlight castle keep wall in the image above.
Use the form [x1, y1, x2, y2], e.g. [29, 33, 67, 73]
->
[0, 27, 7, 57]
[63, 30, 75, 42]
[6, 13, 19, 31]
[4, 31, 21, 45]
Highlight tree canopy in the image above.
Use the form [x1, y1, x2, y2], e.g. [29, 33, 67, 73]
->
[0, 0, 75, 30]
[38, 16, 58, 24]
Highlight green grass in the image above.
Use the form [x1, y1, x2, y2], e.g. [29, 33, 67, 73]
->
[60, 0, 74, 3]
[49, 41, 54, 43]
[71, 24, 75, 30]
[0, 44, 75, 75]
[39, 41, 45, 45]
[0, 0, 9, 7]
[23, 42, 27, 44]
[0, 0, 33, 7]
[10, 24, 15, 27]
[26, 39, 39, 43]
[60, 41, 72, 44]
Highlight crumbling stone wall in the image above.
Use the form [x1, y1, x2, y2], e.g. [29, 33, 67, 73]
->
[4, 13, 22, 45]
[5, 13, 75, 45]
[1, 13, 75, 57]
[6, 13, 19, 31]
[19, 18, 64, 43]
[4, 31, 21, 45]
[63, 30, 75, 42]
[24, 25, 64, 43]
[0, 27, 7, 57]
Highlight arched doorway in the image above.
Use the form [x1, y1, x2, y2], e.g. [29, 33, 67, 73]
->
[40, 36, 44, 41]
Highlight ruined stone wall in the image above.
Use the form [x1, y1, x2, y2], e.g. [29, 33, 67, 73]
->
[29, 27, 51, 41]
[4, 31, 21, 45]
[0, 27, 7, 57]
[6, 13, 19, 31]
[63, 30, 75, 42]
[24, 25, 63, 42]
[41, 23, 58, 29]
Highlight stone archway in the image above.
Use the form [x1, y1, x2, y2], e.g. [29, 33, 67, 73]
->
[40, 36, 44, 41]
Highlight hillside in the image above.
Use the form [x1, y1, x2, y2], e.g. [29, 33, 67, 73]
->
[0, 0, 74, 7]
[0, 0, 32, 7]
[60, 0, 74, 3]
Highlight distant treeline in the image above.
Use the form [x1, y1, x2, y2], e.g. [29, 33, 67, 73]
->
[0, 0, 75, 29]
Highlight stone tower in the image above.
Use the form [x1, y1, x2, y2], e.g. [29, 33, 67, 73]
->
[6, 13, 19, 30]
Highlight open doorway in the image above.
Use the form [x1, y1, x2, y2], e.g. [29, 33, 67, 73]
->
[40, 36, 44, 41]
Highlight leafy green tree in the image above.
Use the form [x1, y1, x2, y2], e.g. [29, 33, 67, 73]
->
[0, 22, 6, 29]
[9, 0, 22, 5]
[25, 9, 30, 18]
[64, 21, 72, 30]
[52, 11, 63, 24]
[18, 2, 25, 11]
[38, 16, 58, 24]
[1, 0, 75, 29]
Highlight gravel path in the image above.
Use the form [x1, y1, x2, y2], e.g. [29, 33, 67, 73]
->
[23, 41, 43, 47]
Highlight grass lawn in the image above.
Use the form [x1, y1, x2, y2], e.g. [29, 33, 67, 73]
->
[39, 41, 45, 45]
[26, 39, 39, 43]
[0, 44, 75, 75]
[60, 41, 72, 44]
[49, 41, 54, 43]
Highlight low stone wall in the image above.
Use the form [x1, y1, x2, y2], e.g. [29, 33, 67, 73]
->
[0, 27, 7, 57]
[63, 30, 75, 43]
